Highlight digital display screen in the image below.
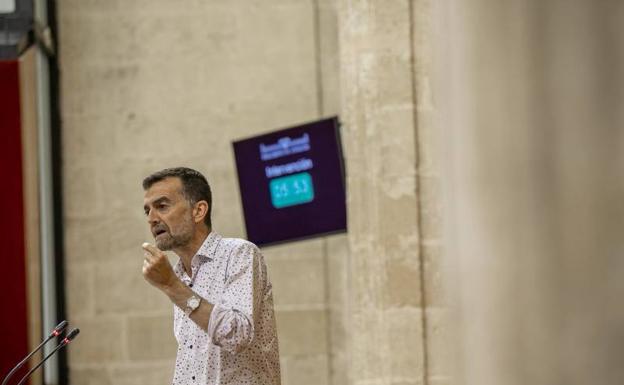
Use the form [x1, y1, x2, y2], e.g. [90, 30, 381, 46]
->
[232, 117, 347, 246]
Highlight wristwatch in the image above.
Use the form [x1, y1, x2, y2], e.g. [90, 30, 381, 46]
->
[184, 294, 201, 317]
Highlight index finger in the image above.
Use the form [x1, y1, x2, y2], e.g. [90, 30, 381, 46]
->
[142, 242, 162, 257]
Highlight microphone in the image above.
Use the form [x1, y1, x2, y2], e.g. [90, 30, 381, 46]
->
[1, 320, 68, 385]
[15, 328, 80, 385]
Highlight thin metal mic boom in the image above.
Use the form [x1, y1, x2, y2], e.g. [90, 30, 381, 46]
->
[1, 320, 68, 385]
[15, 328, 80, 385]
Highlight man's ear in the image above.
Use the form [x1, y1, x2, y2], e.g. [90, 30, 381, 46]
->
[193, 200, 209, 224]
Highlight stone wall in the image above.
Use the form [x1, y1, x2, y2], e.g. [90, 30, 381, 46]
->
[57, 1, 445, 384]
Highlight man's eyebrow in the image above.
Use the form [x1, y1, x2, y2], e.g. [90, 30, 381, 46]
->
[144, 196, 171, 210]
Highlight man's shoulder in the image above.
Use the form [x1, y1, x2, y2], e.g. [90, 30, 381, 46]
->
[217, 236, 261, 254]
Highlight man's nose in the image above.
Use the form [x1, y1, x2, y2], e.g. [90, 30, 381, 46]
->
[146, 209, 159, 224]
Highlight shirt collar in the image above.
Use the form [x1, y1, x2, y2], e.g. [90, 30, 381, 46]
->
[195, 231, 221, 260]
[173, 231, 222, 278]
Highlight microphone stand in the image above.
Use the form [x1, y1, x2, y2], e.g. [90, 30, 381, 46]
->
[16, 328, 80, 385]
[1, 320, 68, 385]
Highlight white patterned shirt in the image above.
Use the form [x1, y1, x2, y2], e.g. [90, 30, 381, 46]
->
[171, 232, 281, 385]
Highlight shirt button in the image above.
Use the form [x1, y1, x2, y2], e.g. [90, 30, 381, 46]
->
[189, 283, 193, 288]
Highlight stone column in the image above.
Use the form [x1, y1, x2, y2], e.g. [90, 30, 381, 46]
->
[439, 1, 624, 385]
[338, 1, 442, 384]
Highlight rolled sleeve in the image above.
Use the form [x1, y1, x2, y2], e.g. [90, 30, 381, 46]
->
[207, 243, 264, 353]
[208, 303, 254, 353]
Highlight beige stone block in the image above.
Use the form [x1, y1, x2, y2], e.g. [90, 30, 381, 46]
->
[212, 207, 246, 242]
[318, 0, 341, 116]
[61, 112, 152, 167]
[65, 263, 95, 317]
[342, 0, 411, 54]
[262, 238, 324, 260]
[326, 233, 348, 255]
[371, 0, 412, 49]
[64, 215, 147, 264]
[58, 0, 228, 15]
[428, 376, 452, 385]
[375, 107, 418, 178]
[386, 308, 425, 379]
[61, 115, 118, 166]
[276, 309, 327, 356]
[326, 235, 349, 307]
[94, 261, 170, 315]
[100, 164, 159, 215]
[345, 177, 377, 241]
[58, 12, 142, 65]
[327, 306, 347, 383]
[344, 107, 417, 188]
[69, 366, 111, 385]
[60, 63, 141, 118]
[377, 191, 420, 257]
[211, 176, 247, 239]
[64, 217, 110, 263]
[369, 53, 414, 107]
[68, 316, 124, 364]
[410, 0, 434, 94]
[131, 10, 239, 63]
[423, 242, 447, 306]
[127, 314, 177, 361]
[416, 109, 440, 177]
[383, 256, 422, 308]
[349, 309, 386, 381]
[110, 363, 174, 385]
[107, 215, 147, 257]
[329, 350, 349, 385]
[347, 178, 420, 258]
[226, 3, 315, 64]
[104, 114, 182, 161]
[350, 308, 423, 382]
[59, 0, 199, 15]
[426, 309, 451, 378]
[419, 176, 443, 239]
[63, 166, 104, 218]
[284, 354, 329, 385]
[268, 256, 326, 307]
[325, 240, 348, 381]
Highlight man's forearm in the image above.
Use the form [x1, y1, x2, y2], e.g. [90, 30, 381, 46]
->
[163, 279, 214, 331]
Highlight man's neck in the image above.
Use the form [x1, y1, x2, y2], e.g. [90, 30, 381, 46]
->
[174, 227, 212, 275]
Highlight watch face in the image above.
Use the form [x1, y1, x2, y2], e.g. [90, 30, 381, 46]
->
[188, 297, 200, 309]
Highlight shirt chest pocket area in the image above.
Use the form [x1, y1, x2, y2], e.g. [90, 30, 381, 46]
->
[198, 266, 226, 307]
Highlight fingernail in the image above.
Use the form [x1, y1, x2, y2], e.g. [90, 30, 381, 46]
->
[142, 242, 150, 248]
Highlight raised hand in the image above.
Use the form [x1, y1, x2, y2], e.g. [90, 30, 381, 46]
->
[142, 242, 179, 290]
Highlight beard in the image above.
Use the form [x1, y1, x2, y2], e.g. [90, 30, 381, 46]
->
[153, 218, 194, 251]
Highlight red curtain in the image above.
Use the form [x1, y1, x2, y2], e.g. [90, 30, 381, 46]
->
[0, 60, 29, 382]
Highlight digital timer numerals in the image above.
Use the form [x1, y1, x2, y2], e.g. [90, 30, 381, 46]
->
[269, 172, 315, 208]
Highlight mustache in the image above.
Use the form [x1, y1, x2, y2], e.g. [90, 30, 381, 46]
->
[151, 224, 170, 236]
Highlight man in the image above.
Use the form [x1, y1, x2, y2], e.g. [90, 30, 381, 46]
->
[141, 167, 280, 385]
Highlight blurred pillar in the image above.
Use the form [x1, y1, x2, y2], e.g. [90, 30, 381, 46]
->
[438, 1, 624, 385]
[338, 1, 433, 384]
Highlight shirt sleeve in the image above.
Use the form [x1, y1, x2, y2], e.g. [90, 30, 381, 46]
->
[207, 242, 265, 354]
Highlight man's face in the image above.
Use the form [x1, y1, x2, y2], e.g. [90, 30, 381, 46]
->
[143, 177, 195, 250]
